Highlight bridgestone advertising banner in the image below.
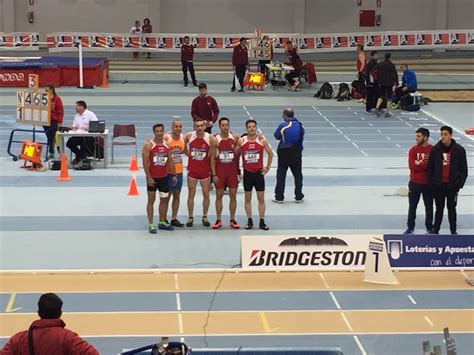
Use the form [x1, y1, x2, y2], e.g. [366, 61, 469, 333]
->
[241, 235, 372, 270]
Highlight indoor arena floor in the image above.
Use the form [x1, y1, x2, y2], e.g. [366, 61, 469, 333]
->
[0, 67, 473, 354]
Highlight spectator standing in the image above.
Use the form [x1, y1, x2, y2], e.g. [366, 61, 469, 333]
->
[231, 37, 249, 93]
[142, 18, 153, 59]
[404, 128, 433, 235]
[43, 84, 63, 160]
[373, 53, 398, 118]
[130, 20, 142, 60]
[427, 126, 468, 234]
[181, 36, 198, 87]
[1, 293, 98, 355]
[191, 83, 219, 134]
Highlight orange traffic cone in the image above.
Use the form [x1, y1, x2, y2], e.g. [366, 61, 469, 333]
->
[56, 153, 71, 181]
[127, 176, 139, 196]
[129, 155, 139, 171]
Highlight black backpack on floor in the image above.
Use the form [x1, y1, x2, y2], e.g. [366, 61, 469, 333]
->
[314, 82, 333, 99]
[336, 83, 351, 101]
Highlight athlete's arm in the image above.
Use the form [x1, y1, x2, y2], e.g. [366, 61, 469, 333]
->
[233, 134, 242, 176]
[210, 135, 218, 177]
[261, 138, 273, 176]
[183, 132, 191, 157]
[167, 150, 177, 185]
[142, 142, 154, 186]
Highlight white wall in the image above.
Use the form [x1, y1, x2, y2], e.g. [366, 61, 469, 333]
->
[13, 0, 160, 33]
[6, 0, 474, 34]
[447, 0, 474, 29]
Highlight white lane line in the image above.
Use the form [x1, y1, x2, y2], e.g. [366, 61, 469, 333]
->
[176, 293, 182, 311]
[329, 291, 341, 310]
[172, 116, 181, 118]
[174, 274, 179, 290]
[386, 136, 391, 140]
[422, 109, 474, 141]
[396, 143, 401, 147]
[319, 273, 330, 289]
[243, 106, 247, 111]
[313, 105, 369, 157]
[360, 117, 365, 120]
[377, 129, 382, 133]
[178, 313, 184, 333]
[461, 271, 470, 279]
[354, 112, 358, 115]
[408, 295, 417, 305]
[341, 312, 354, 332]
[353, 335, 368, 355]
[424, 316, 434, 327]
[368, 123, 373, 127]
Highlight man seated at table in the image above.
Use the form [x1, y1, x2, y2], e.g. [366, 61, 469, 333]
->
[66, 100, 98, 164]
[284, 41, 304, 91]
[393, 63, 418, 108]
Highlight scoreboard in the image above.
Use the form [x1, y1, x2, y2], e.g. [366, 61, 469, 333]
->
[16, 89, 51, 126]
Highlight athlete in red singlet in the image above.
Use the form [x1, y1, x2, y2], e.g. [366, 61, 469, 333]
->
[142, 123, 177, 233]
[210, 117, 241, 229]
[184, 119, 215, 227]
[235, 119, 273, 230]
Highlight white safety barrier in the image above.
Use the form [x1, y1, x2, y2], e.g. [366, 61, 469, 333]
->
[42, 29, 473, 52]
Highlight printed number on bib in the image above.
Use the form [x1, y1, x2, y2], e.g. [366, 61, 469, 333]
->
[219, 151, 234, 163]
[244, 153, 259, 164]
[191, 149, 206, 160]
[153, 155, 168, 166]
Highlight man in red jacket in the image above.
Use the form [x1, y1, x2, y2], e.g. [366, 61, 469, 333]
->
[231, 37, 249, 92]
[1, 293, 98, 355]
[404, 128, 433, 234]
[191, 82, 219, 134]
[181, 35, 198, 87]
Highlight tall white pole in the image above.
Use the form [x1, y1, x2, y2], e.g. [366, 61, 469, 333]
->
[78, 43, 84, 88]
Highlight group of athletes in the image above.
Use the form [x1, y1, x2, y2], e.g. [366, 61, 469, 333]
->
[142, 117, 273, 233]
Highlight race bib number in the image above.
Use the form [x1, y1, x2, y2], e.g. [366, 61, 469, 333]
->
[191, 149, 206, 160]
[153, 154, 168, 166]
[219, 151, 234, 163]
[172, 150, 183, 163]
[244, 152, 260, 164]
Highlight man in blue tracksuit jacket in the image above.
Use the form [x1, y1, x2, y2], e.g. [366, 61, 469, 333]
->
[394, 63, 418, 105]
[273, 108, 305, 203]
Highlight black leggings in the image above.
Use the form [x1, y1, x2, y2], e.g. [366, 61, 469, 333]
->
[285, 70, 301, 86]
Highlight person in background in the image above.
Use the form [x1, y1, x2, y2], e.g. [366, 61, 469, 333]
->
[427, 126, 468, 235]
[1, 293, 98, 354]
[66, 101, 98, 165]
[43, 84, 63, 160]
[404, 128, 433, 235]
[373, 52, 398, 118]
[393, 63, 418, 108]
[142, 18, 153, 59]
[273, 108, 305, 204]
[231, 37, 249, 93]
[284, 41, 304, 91]
[191, 82, 219, 134]
[356, 44, 367, 83]
[365, 50, 379, 112]
[130, 20, 142, 59]
[181, 35, 198, 87]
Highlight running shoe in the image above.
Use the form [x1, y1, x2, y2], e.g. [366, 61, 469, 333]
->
[148, 224, 157, 234]
[186, 217, 194, 227]
[202, 216, 210, 227]
[212, 220, 222, 229]
[159, 222, 174, 231]
[259, 221, 270, 231]
[230, 220, 240, 229]
[245, 218, 253, 230]
[171, 219, 185, 227]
